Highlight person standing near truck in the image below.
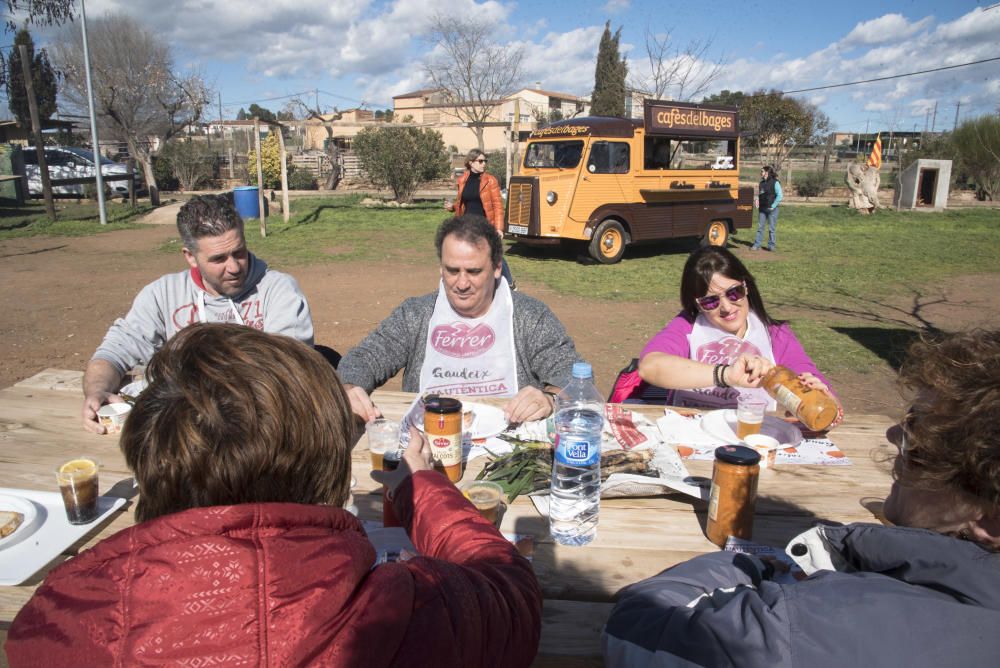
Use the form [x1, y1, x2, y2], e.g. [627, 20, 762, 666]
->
[752, 165, 782, 251]
[446, 149, 515, 289]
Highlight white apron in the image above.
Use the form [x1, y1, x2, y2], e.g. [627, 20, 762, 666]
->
[418, 279, 519, 397]
[671, 311, 776, 410]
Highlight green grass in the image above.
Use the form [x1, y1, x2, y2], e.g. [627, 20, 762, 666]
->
[21, 194, 996, 378]
[0, 200, 154, 237]
[162, 194, 449, 267]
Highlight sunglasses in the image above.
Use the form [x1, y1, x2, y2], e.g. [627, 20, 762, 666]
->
[472, 158, 486, 164]
[696, 282, 747, 311]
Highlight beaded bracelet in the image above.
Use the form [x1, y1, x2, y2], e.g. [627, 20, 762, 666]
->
[713, 363, 730, 388]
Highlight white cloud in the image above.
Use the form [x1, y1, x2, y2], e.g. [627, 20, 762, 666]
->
[863, 101, 891, 112]
[840, 14, 933, 48]
[604, 0, 630, 13]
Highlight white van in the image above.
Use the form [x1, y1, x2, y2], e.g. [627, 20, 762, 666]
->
[23, 146, 139, 196]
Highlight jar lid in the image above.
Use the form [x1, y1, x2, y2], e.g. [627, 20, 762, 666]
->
[424, 396, 462, 414]
[714, 445, 761, 466]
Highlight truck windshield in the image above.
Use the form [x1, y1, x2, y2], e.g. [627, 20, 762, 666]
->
[524, 141, 584, 169]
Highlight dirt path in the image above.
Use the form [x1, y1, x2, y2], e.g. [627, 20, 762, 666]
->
[2, 215, 996, 418]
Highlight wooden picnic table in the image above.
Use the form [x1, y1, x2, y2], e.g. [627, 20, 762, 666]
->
[0, 369, 898, 667]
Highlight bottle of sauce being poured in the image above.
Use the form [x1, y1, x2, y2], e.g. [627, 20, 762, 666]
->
[760, 365, 839, 432]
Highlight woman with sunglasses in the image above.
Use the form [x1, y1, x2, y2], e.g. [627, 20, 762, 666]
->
[446, 148, 515, 288]
[604, 329, 1000, 667]
[638, 246, 836, 410]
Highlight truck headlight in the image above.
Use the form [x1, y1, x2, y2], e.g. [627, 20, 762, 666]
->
[546, 191, 557, 204]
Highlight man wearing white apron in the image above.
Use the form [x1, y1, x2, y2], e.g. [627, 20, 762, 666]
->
[340, 216, 579, 425]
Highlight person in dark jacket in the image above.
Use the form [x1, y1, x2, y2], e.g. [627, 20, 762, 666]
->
[603, 329, 1000, 668]
[7, 323, 542, 667]
[751, 165, 782, 251]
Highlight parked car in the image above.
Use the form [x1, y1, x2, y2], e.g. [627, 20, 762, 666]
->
[23, 146, 141, 197]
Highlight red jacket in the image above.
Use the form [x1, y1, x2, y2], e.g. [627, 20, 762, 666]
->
[454, 171, 505, 232]
[6, 472, 541, 667]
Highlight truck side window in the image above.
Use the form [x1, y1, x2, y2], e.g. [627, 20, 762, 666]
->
[589, 141, 629, 174]
[645, 137, 671, 169]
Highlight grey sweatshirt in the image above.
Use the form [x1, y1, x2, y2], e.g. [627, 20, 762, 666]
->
[338, 291, 579, 393]
[92, 253, 313, 374]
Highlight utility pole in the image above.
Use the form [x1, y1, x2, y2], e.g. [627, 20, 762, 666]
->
[253, 117, 266, 238]
[953, 102, 961, 131]
[315, 89, 320, 114]
[930, 101, 938, 133]
[79, 0, 109, 222]
[218, 92, 223, 123]
[19, 44, 56, 220]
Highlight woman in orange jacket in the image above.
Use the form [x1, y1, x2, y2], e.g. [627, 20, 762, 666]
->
[446, 149, 515, 288]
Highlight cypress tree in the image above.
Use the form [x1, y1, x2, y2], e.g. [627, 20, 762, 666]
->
[590, 21, 627, 117]
[6, 28, 58, 126]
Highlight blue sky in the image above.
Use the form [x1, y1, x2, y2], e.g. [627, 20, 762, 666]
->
[17, 0, 1000, 133]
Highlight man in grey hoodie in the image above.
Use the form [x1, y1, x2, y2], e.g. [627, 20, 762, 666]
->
[82, 194, 313, 433]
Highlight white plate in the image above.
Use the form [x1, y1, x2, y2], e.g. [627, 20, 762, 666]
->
[0, 493, 41, 551]
[463, 402, 508, 440]
[415, 402, 508, 440]
[0, 487, 127, 585]
[700, 409, 803, 448]
[119, 379, 148, 398]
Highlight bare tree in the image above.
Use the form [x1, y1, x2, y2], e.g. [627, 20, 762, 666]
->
[424, 15, 524, 150]
[290, 97, 343, 189]
[53, 13, 209, 205]
[633, 27, 725, 102]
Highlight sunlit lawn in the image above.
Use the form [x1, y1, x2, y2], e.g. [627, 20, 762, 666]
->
[13, 193, 997, 377]
[0, 199, 153, 237]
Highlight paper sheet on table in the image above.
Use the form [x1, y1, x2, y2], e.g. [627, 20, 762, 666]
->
[655, 409, 851, 465]
[526, 406, 708, 518]
[677, 438, 851, 465]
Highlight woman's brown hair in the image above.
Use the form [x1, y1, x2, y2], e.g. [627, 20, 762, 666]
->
[895, 329, 1000, 512]
[121, 323, 354, 522]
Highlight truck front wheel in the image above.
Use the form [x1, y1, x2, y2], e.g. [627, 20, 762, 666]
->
[589, 220, 628, 264]
[702, 220, 729, 247]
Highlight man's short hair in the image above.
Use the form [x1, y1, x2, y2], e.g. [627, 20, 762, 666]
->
[121, 323, 355, 523]
[176, 194, 244, 251]
[435, 215, 503, 269]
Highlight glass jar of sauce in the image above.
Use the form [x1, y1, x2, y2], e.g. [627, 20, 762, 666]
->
[706, 445, 761, 547]
[423, 396, 463, 482]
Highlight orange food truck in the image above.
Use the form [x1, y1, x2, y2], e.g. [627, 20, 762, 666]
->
[504, 99, 753, 263]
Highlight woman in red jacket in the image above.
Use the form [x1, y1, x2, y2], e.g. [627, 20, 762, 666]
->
[6, 324, 541, 667]
[447, 148, 515, 288]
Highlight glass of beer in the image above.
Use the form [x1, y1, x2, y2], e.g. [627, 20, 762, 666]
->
[462, 481, 505, 528]
[366, 419, 400, 471]
[736, 395, 767, 441]
[56, 457, 100, 524]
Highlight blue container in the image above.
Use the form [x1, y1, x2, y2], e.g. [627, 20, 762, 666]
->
[232, 186, 260, 219]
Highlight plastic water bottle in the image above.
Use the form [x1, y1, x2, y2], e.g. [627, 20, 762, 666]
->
[549, 362, 603, 546]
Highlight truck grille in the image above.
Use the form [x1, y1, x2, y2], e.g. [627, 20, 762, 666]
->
[505, 177, 538, 235]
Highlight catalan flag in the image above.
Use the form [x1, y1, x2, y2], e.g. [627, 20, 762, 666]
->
[867, 133, 882, 170]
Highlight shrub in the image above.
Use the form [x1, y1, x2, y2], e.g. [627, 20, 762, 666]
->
[152, 155, 179, 192]
[247, 133, 293, 190]
[160, 139, 215, 191]
[288, 169, 318, 190]
[354, 126, 450, 202]
[795, 171, 828, 198]
[485, 151, 508, 191]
